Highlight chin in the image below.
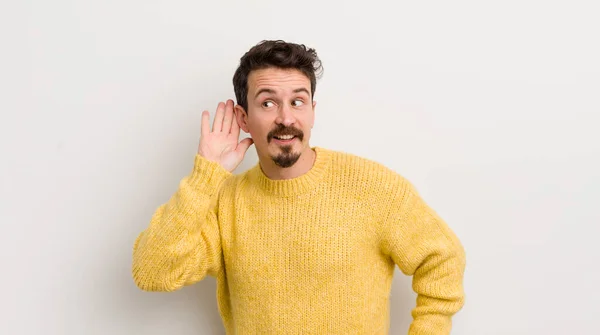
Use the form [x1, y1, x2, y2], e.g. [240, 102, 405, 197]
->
[269, 143, 302, 168]
[272, 153, 301, 168]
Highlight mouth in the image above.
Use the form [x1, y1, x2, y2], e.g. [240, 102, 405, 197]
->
[272, 135, 298, 144]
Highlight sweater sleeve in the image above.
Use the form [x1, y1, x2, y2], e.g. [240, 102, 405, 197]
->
[379, 179, 466, 335]
[132, 155, 232, 292]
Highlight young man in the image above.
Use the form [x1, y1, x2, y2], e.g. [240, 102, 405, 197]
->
[132, 40, 466, 334]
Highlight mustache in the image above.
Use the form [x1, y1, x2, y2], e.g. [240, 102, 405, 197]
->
[267, 124, 304, 142]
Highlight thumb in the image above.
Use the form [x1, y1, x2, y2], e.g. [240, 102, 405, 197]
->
[236, 137, 254, 156]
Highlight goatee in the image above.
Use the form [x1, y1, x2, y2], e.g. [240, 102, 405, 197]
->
[271, 144, 301, 168]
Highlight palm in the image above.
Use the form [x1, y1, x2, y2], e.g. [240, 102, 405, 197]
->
[198, 100, 253, 172]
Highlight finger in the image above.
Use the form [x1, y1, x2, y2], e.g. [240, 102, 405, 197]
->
[201, 110, 210, 136]
[213, 102, 225, 132]
[236, 137, 254, 156]
[222, 99, 234, 134]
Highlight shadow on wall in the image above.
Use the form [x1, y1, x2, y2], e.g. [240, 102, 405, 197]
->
[107, 258, 225, 334]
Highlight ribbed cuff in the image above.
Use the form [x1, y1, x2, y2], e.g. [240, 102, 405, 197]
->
[187, 154, 232, 196]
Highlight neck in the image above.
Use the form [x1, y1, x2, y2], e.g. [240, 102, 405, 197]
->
[259, 146, 317, 180]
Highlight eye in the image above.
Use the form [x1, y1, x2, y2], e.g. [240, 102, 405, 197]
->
[262, 101, 275, 108]
[291, 99, 304, 107]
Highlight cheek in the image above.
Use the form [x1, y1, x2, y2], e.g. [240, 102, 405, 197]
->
[247, 120, 270, 140]
[301, 114, 315, 130]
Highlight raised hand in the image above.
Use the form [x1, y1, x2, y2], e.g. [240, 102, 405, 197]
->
[198, 99, 253, 172]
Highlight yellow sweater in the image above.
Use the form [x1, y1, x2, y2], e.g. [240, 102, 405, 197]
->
[132, 146, 466, 334]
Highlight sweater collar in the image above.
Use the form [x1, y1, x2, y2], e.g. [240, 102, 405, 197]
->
[247, 146, 331, 197]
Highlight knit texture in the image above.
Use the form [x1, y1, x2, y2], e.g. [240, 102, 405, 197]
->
[132, 146, 466, 334]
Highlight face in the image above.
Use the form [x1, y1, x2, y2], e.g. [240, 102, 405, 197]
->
[235, 67, 316, 168]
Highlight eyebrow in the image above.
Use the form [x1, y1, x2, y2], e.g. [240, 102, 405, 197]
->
[254, 87, 311, 99]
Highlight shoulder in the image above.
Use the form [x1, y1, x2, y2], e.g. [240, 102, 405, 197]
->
[324, 147, 409, 187]
[322, 147, 418, 220]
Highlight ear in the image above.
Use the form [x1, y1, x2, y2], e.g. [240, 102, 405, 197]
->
[234, 105, 250, 133]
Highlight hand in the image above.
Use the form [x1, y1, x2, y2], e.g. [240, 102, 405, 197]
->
[198, 99, 253, 172]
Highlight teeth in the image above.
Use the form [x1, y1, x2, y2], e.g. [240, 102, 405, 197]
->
[276, 135, 294, 140]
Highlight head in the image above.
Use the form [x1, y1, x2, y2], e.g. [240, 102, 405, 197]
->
[233, 40, 323, 168]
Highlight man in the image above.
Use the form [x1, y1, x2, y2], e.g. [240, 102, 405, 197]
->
[132, 40, 466, 334]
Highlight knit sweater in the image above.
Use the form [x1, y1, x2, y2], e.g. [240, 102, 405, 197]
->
[132, 146, 466, 334]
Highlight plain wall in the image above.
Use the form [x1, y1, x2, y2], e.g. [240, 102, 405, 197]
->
[1, 0, 599, 334]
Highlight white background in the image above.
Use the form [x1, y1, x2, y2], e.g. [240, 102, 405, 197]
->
[1, 0, 599, 334]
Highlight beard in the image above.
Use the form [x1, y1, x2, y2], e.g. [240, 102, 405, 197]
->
[267, 124, 304, 168]
[271, 144, 301, 168]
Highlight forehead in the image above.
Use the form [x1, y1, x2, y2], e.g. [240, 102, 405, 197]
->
[248, 68, 310, 94]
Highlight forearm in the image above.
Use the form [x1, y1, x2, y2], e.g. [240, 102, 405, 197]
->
[379, 178, 466, 334]
[408, 246, 466, 334]
[132, 155, 231, 291]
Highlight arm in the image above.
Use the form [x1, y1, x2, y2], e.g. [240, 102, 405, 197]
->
[379, 179, 466, 334]
[132, 155, 231, 292]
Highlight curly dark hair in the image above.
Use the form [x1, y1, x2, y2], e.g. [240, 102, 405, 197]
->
[232, 40, 323, 112]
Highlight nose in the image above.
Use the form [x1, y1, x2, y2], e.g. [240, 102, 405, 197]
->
[275, 104, 296, 127]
